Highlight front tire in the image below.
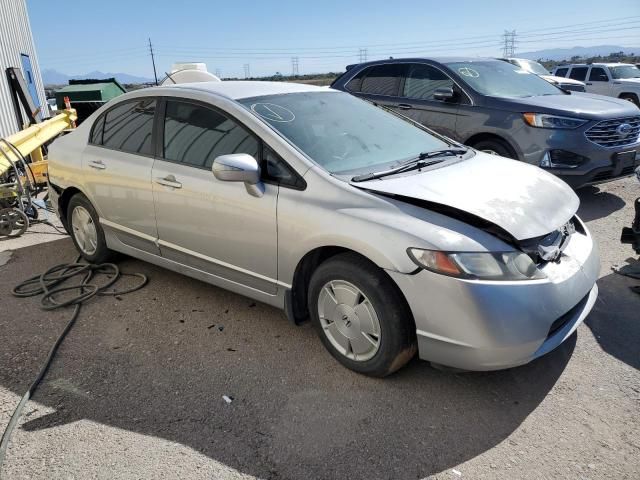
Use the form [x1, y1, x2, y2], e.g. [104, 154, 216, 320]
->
[67, 193, 112, 263]
[470, 138, 516, 159]
[620, 93, 640, 108]
[308, 253, 416, 377]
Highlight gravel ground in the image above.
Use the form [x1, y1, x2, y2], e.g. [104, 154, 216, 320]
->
[0, 177, 638, 480]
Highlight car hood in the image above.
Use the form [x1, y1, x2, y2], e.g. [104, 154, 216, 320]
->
[351, 152, 579, 241]
[617, 78, 640, 86]
[541, 74, 584, 86]
[497, 92, 639, 118]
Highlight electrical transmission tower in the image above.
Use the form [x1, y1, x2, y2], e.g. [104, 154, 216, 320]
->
[502, 30, 517, 57]
[243, 64, 251, 79]
[291, 57, 299, 76]
[358, 48, 368, 63]
[215, 68, 222, 79]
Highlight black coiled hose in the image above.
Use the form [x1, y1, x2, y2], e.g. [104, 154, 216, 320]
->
[0, 257, 148, 478]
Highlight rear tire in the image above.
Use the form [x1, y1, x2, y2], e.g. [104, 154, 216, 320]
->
[470, 138, 516, 159]
[308, 253, 416, 377]
[620, 93, 640, 108]
[67, 193, 112, 263]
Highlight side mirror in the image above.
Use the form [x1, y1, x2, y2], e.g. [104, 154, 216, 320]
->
[212, 153, 264, 197]
[433, 87, 455, 102]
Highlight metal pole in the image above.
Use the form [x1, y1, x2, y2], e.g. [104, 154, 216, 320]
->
[149, 38, 158, 86]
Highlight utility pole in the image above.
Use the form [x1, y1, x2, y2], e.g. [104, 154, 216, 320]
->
[291, 57, 299, 76]
[243, 64, 251, 79]
[358, 48, 368, 63]
[502, 30, 517, 57]
[148, 38, 158, 85]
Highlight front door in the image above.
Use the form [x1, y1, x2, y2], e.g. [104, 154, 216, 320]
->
[20, 54, 41, 119]
[152, 99, 278, 294]
[396, 63, 460, 139]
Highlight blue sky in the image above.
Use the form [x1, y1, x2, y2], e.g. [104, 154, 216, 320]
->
[29, 0, 640, 79]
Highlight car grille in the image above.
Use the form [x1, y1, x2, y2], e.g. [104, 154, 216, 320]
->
[585, 116, 640, 148]
[591, 165, 638, 183]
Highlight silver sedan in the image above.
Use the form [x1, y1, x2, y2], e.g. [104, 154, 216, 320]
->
[47, 81, 599, 376]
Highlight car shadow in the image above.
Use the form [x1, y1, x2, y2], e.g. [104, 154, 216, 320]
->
[585, 264, 640, 370]
[576, 185, 626, 222]
[1, 240, 575, 479]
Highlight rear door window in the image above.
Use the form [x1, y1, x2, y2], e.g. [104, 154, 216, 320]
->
[568, 67, 588, 81]
[101, 98, 156, 155]
[554, 68, 568, 77]
[359, 64, 405, 96]
[162, 100, 259, 169]
[588, 67, 609, 82]
[402, 64, 454, 100]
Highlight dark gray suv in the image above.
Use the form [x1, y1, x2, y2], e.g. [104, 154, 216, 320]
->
[331, 57, 640, 188]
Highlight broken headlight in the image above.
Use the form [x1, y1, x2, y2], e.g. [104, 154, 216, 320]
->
[407, 249, 546, 281]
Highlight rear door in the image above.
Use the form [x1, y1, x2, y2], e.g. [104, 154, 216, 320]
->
[345, 63, 406, 112]
[151, 99, 278, 294]
[586, 66, 612, 96]
[397, 63, 460, 138]
[568, 67, 590, 92]
[82, 97, 159, 254]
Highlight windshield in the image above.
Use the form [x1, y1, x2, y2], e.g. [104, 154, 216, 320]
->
[610, 65, 640, 79]
[447, 61, 562, 98]
[239, 91, 449, 174]
[519, 59, 550, 76]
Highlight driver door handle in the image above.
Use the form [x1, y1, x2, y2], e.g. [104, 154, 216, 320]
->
[88, 160, 106, 170]
[155, 175, 182, 189]
[397, 103, 412, 110]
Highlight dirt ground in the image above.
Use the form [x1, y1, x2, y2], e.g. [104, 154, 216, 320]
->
[0, 176, 638, 480]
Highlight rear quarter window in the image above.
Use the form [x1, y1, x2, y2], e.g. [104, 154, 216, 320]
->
[554, 67, 568, 77]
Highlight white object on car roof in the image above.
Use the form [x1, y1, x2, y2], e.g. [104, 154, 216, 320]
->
[161, 62, 221, 85]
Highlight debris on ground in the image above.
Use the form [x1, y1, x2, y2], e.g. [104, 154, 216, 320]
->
[222, 395, 233, 404]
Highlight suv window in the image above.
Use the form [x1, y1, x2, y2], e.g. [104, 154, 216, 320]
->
[359, 64, 405, 96]
[101, 98, 156, 155]
[163, 100, 259, 169]
[403, 64, 454, 100]
[89, 114, 104, 145]
[345, 69, 367, 92]
[568, 67, 588, 81]
[555, 67, 568, 77]
[588, 67, 609, 82]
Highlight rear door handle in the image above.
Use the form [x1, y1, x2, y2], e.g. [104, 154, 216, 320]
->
[397, 103, 412, 110]
[88, 160, 106, 170]
[155, 175, 182, 189]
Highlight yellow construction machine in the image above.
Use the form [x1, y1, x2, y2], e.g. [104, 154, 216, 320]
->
[0, 108, 77, 237]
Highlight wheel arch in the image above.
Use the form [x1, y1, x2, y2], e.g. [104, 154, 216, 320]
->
[56, 186, 84, 231]
[286, 246, 415, 329]
[464, 132, 520, 159]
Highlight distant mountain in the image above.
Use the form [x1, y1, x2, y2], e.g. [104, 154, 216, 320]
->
[517, 45, 639, 61]
[42, 69, 153, 86]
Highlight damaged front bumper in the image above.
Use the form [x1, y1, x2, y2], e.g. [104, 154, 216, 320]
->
[387, 223, 600, 371]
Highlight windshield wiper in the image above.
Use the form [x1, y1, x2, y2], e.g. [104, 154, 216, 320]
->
[351, 149, 467, 182]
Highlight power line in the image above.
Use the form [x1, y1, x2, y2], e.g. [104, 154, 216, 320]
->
[148, 38, 158, 86]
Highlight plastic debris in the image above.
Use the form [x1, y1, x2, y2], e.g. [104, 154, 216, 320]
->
[452, 469, 462, 476]
[222, 395, 233, 404]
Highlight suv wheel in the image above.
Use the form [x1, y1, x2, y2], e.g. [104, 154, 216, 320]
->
[470, 138, 515, 159]
[308, 253, 416, 377]
[67, 193, 112, 263]
[620, 93, 640, 107]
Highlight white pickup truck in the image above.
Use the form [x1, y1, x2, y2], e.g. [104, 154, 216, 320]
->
[552, 63, 640, 106]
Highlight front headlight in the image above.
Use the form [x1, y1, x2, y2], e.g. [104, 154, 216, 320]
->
[523, 113, 588, 129]
[407, 248, 546, 281]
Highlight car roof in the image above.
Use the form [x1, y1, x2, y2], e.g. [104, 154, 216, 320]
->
[346, 56, 501, 70]
[156, 80, 329, 100]
[557, 63, 632, 68]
